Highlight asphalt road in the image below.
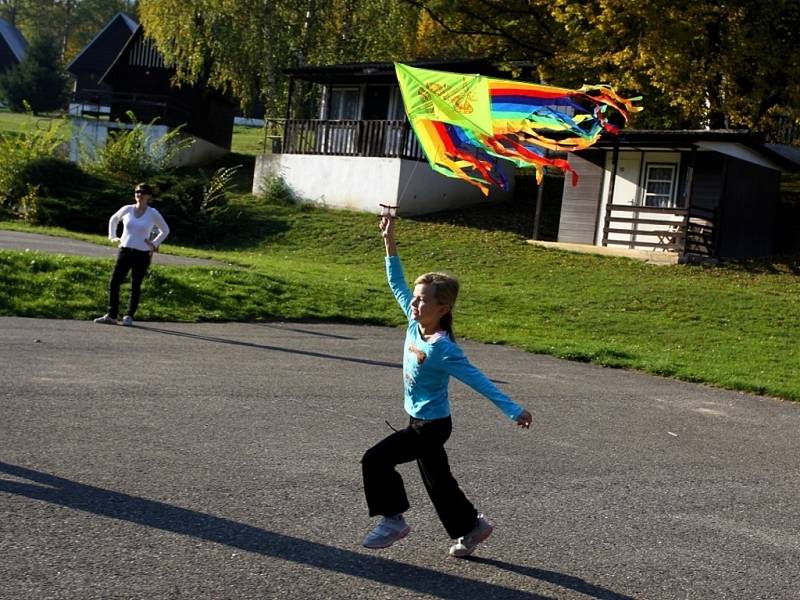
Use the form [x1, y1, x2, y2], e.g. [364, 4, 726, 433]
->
[1, 316, 799, 599]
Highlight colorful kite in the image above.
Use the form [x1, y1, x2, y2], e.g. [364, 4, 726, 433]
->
[395, 63, 642, 195]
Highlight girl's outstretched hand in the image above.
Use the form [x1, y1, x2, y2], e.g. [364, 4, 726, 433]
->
[516, 409, 533, 429]
[379, 215, 398, 256]
[379, 215, 395, 239]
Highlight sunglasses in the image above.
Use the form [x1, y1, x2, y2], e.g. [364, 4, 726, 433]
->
[134, 189, 150, 195]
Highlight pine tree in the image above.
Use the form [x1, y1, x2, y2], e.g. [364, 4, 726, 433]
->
[0, 35, 69, 114]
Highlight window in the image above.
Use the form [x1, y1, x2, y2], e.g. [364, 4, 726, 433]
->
[329, 88, 360, 120]
[643, 164, 677, 207]
[388, 87, 406, 120]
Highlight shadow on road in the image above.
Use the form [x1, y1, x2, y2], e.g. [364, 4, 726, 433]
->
[254, 323, 358, 340]
[467, 557, 638, 600]
[136, 325, 402, 370]
[0, 462, 575, 599]
[134, 325, 509, 384]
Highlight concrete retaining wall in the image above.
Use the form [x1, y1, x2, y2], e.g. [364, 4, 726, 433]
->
[253, 153, 514, 216]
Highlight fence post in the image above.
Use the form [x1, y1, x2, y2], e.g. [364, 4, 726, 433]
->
[602, 145, 620, 247]
[532, 177, 545, 240]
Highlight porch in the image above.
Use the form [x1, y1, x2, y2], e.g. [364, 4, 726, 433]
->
[263, 118, 425, 160]
[527, 240, 681, 265]
[601, 204, 717, 258]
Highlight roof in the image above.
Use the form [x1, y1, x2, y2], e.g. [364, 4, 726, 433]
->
[98, 24, 150, 84]
[283, 58, 529, 84]
[0, 19, 27, 62]
[589, 129, 800, 172]
[66, 12, 138, 73]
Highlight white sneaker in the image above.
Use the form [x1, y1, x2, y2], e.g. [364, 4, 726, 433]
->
[121, 315, 134, 327]
[93, 314, 117, 325]
[362, 515, 410, 549]
[449, 514, 493, 557]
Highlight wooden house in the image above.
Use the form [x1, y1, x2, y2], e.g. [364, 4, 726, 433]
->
[66, 12, 137, 107]
[69, 24, 237, 165]
[0, 19, 27, 75]
[557, 130, 800, 260]
[253, 59, 521, 215]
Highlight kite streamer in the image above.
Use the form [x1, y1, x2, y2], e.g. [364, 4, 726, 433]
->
[395, 63, 642, 195]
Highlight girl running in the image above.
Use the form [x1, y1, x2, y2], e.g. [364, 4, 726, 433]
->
[361, 214, 532, 557]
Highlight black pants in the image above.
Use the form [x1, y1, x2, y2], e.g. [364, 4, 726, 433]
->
[361, 416, 478, 539]
[107, 247, 151, 319]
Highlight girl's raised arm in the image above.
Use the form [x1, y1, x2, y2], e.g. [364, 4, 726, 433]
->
[379, 215, 397, 257]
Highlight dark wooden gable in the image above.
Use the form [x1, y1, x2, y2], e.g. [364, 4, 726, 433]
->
[66, 13, 137, 93]
[99, 26, 236, 149]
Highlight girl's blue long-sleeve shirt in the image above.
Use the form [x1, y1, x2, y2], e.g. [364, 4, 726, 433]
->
[386, 254, 523, 422]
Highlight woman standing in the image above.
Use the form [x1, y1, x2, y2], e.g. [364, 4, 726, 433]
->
[94, 183, 169, 327]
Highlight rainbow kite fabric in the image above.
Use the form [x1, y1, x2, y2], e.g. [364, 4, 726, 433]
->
[395, 63, 642, 195]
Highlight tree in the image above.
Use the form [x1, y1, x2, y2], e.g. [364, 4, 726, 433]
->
[138, 0, 420, 116]
[0, 34, 69, 113]
[401, 0, 800, 132]
[2, 0, 138, 64]
[402, 0, 557, 65]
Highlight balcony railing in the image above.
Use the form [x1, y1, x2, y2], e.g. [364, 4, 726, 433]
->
[70, 89, 192, 124]
[602, 204, 717, 257]
[269, 119, 424, 160]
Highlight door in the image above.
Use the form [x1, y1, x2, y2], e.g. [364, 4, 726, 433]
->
[596, 153, 642, 244]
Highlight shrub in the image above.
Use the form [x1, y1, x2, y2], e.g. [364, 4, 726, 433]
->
[0, 106, 66, 212]
[77, 111, 194, 184]
[149, 165, 241, 243]
[11, 157, 127, 231]
[258, 175, 297, 206]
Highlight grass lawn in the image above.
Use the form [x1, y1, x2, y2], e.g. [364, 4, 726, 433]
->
[0, 107, 268, 157]
[1, 106, 798, 401]
[1, 192, 799, 402]
[231, 124, 267, 156]
[0, 108, 68, 139]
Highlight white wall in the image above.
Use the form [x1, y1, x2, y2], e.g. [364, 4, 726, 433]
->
[69, 119, 227, 167]
[253, 154, 514, 215]
[169, 133, 228, 166]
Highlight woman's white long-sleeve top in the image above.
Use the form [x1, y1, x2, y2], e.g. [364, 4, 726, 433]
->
[108, 205, 170, 251]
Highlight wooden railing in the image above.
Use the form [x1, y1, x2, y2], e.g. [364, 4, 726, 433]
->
[273, 119, 424, 160]
[684, 206, 717, 257]
[71, 89, 192, 123]
[602, 204, 717, 257]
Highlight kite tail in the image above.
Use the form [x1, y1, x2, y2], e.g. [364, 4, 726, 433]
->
[488, 135, 580, 186]
[578, 85, 643, 124]
[435, 153, 492, 196]
[454, 149, 506, 191]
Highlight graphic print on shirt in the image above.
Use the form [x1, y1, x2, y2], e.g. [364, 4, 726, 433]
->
[403, 343, 427, 392]
[408, 343, 427, 365]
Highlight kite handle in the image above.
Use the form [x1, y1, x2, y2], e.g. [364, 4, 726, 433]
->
[379, 204, 398, 218]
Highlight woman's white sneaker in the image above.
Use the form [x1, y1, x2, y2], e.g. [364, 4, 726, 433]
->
[93, 314, 117, 325]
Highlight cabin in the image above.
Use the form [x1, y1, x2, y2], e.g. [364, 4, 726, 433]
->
[556, 130, 800, 260]
[253, 59, 523, 215]
[0, 19, 27, 75]
[69, 24, 237, 166]
[65, 12, 138, 117]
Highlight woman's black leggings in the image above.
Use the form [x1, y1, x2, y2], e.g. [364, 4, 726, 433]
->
[361, 415, 478, 539]
[107, 247, 151, 319]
